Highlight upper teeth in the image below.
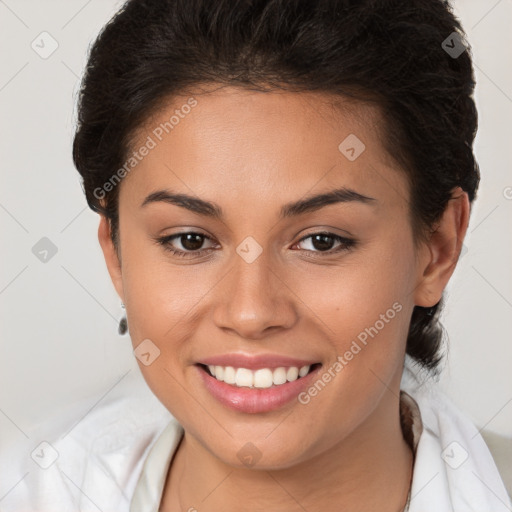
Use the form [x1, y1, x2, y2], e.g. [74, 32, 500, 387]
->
[207, 365, 311, 388]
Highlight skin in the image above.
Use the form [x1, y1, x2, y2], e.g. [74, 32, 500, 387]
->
[98, 86, 469, 511]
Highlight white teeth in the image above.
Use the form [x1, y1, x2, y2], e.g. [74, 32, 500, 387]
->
[223, 366, 236, 384]
[272, 367, 287, 385]
[235, 368, 253, 387]
[254, 369, 273, 388]
[286, 366, 299, 382]
[299, 365, 310, 377]
[215, 365, 224, 381]
[206, 364, 315, 388]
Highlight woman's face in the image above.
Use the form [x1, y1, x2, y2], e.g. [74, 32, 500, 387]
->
[101, 87, 434, 468]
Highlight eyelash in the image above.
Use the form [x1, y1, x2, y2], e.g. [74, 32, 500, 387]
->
[155, 231, 356, 259]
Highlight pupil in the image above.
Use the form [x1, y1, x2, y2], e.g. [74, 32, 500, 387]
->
[182, 233, 203, 251]
[312, 234, 334, 251]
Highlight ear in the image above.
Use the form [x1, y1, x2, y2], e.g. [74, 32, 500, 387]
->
[97, 215, 124, 302]
[414, 187, 470, 307]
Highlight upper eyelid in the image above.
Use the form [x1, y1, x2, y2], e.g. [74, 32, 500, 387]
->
[163, 232, 218, 249]
[162, 231, 352, 250]
[294, 233, 354, 251]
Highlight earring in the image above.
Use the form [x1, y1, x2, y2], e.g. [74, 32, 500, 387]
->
[119, 302, 128, 335]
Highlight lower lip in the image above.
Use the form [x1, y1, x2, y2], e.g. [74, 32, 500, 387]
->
[197, 365, 322, 414]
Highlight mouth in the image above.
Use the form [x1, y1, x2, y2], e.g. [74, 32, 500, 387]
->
[198, 363, 322, 388]
[196, 362, 323, 414]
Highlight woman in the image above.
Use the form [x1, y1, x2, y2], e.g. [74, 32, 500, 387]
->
[5, 0, 511, 511]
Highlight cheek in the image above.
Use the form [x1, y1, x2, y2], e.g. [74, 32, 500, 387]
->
[295, 233, 415, 341]
[119, 242, 205, 416]
[121, 234, 209, 328]
[271, 244, 415, 462]
[292, 234, 415, 409]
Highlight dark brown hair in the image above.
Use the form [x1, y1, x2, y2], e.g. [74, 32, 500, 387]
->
[72, 0, 479, 371]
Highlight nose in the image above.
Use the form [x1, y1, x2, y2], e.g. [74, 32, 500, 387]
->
[212, 246, 298, 340]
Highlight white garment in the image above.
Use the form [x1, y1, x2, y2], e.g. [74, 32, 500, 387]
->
[1, 360, 510, 512]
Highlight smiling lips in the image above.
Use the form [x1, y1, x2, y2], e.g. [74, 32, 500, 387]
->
[197, 353, 322, 413]
[198, 353, 319, 387]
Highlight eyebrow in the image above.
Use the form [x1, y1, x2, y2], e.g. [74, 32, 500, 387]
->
[141, 187, 377, 219]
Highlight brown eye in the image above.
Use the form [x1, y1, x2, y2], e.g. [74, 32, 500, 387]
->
[310, 234, 337, 251]
[294, 232, 356, 254]
[179, 233, 206, 251]
[156, 231, 217, 258]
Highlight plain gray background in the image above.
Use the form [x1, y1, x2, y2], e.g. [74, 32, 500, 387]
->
[1, 0, 511, 488]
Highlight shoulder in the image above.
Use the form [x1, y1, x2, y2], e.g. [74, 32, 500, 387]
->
[0, 370, 173, 512]
[401, 356, 512, 511]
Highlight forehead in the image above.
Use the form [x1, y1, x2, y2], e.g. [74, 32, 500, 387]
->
[120, 87, 407, 212]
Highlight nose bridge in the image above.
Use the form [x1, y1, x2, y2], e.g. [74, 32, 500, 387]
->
[213, 237, 296, 338]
